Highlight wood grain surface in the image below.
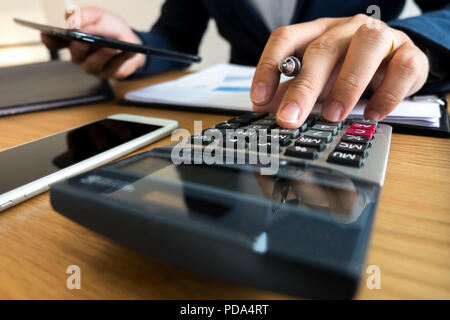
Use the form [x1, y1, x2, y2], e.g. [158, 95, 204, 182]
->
[0, 71, 448, 299]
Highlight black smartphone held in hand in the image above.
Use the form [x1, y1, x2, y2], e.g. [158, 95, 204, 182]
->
[14, 18, 202, 64]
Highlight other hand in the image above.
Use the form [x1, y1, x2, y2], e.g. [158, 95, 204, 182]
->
[41, 7, 145, 79]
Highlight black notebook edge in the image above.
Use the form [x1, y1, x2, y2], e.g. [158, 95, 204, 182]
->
[0, 60, 115, 117]
[0, 81, 114, 117]
[379, 94, 449, 138]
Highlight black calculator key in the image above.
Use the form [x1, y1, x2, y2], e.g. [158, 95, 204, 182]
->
[223, 137, 246, 149]
[232, 128, 258, 139]
[258, 142, 273, 153]
[267, 133, 291, 146]
[228, 117, 252, 126]
[216, 122, 240, 130]
[311, 124, 338, 135]
[203, 128, 227, 137]
[190, 135, 214, 145]
[249, 142, 280, 153]
[254, 119, 278, 128]
[285, 146, 318, 160]
[244, 124, 271, 132]
[305, 117, 316, 127]
[341, 134, 370, 144]
[240, 112, 267, 121]
[352, 119, 378, 127]
[317, 119, 343, 129]
[327, 151, 363, 168]
[295, 136, 326, 151]
[278, 128, 300, 139]
[303, 130, 332, 143]
[335, 142, 368, 157]
[299, 122, 308, 132]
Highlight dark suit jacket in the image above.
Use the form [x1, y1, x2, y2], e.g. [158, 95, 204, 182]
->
[135, 0, 450, 94]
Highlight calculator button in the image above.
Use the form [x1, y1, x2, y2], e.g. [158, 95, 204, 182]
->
[228, 117, 252, 126]
[249, 142, 280, 153]
[341, 134, 370, 144]
[203, 128, 228, 137]
[216, 122, 240, 130]
[299, 122, 308, 132]
[223, 137, 246, 149]
[346, 128, 373, 139]
[268, 134, 292, 146]
[305, 117, 316, 127]
[241, 112, 267, 121]
[244, 124, 271, 131]
[317, 119, 343, 129]
[327, 151, 363, 168]
[352, 119, 378, 127]
[285, 146, 318, 160]
[311, 124, 338, 135]
[303, 130, 333, 143]
[295, 137, 326, 151]
[350, 123, 376, 132]
[278, 128, 300, 139]
[233, 129, 258, 139]
[254, 119, 278, 128]
[335, 142, 368, 157]
[190, 135, 214, 145]
[258, 142, 273, 153]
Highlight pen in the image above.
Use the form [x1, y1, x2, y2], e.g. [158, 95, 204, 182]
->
[278, 56, 302, 77]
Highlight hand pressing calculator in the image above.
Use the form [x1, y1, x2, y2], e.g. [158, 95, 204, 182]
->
[50, 112, 392, 299]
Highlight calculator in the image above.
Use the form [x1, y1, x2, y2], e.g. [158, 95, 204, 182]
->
[50, 112, 392, 299]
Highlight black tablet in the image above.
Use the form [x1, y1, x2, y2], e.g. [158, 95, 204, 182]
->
[14, 18, 201, 64]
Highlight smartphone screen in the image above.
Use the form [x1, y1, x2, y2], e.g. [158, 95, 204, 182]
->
[0, 118, 161, 195]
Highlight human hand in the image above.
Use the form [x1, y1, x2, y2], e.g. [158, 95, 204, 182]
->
[251, 15, 429, 128]
[41, 7, 145, 79]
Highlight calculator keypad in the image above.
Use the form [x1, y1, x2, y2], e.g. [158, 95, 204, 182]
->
[189, 113, 384, 171]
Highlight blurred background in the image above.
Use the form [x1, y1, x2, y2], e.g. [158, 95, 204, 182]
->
[0, 0, 421, 70]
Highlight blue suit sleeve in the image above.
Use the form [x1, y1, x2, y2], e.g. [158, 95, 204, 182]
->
[132, 0, 209, 77]
[388, 3, 450, 94]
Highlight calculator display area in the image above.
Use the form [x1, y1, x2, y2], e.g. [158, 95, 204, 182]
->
[115, 154, 377, 225]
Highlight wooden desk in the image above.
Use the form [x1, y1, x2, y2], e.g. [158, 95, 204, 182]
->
[0, 72, 449, 300]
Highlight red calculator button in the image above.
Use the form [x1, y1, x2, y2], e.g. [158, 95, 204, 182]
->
[346, 128, 373, 139]
[350, 123, 376, 132]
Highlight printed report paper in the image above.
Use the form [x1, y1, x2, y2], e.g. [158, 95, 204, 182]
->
[125, 63, 442, 128]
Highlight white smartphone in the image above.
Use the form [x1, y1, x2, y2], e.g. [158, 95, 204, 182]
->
[0, 113, 178, 211]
